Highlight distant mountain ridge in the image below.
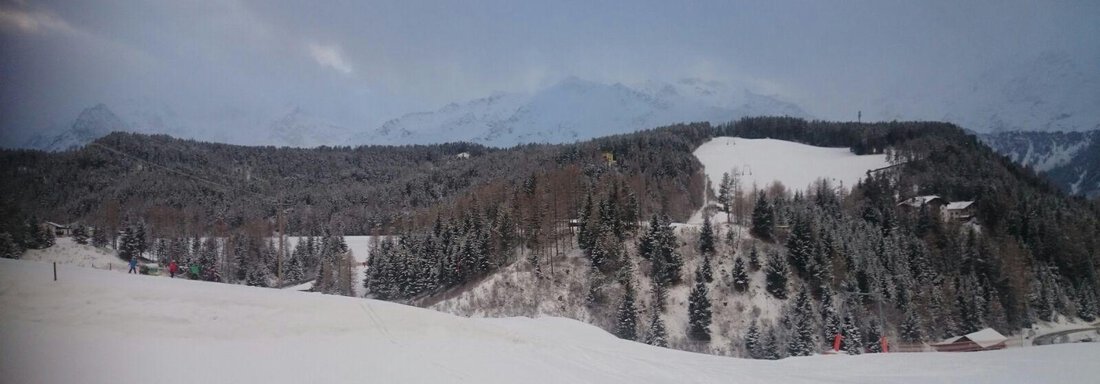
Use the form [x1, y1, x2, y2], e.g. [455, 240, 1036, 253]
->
[873, 50, 1100, 135]
[24, 104, 129, 152]
[20, 78, 810, 151]
[980, 130, 1100, 197]
[355, 77, 810, 147]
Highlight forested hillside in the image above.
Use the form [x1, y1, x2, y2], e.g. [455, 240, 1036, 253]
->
[2, 117, 1098, 360]
[369, 117, 1100, 358]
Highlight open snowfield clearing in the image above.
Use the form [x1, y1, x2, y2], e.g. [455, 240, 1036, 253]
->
[284, 236, 376, 295]
[2, 259, 1099, 383]
[694, 137, 889, 192]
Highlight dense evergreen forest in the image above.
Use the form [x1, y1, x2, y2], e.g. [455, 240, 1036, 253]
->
[2, 117, 1098, 358]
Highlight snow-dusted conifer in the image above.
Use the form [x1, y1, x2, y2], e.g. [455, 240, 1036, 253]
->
[645, 309, 668, 347]
[615, 282, 638, 340]
[761, 326, 781, 360]
[72, 225, 89, 245]
[744, 319, 761, 358]
[900, 309, 923, 343]
[765, 249, 789, 299]
[731, 256, 749, 292]
[842, 314, 863, 355]
[751, 193, 774, 241]
[748, 243, 761, 271]
[699, 215, 716, 256]
[0, 233, 20, 259]
[687, 268, 713, 341]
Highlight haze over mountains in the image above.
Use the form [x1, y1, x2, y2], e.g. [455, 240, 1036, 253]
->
[20, 78, 809, 151]
[980, 130, 1100, 198]
[17, 48, 1100, 152]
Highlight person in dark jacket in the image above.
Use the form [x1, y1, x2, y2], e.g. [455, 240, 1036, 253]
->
[168, 260, 179, 278]
[128, 257, 138, 274]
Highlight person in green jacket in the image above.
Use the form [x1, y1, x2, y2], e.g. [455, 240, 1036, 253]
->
[189, 263, 200, 280]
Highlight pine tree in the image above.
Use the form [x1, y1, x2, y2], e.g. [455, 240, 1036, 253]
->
[761, 326, 781, 360]
[1077, 286, 1098, 322]
[786, 286, 817, 356]
[701, 253, 714, 284]
[786, 214, 814, 277]
[21, 218, 40, 249]
[638, 215, 659, 261]
[765, 250, 789, 299]
[699, 215, 716, 256]
[652, 281, 667, 312]
[578, 192, 596, 251]
[645, 309, 669, 347]
[751, 193, 774, 241]
[731, 256, 749, 292]
[0, 233, 21, 259]
[748, 243, 761, 271]
[91, 226, 109, 248]
[744, 319, 761, 358]
[245, 261, 271, 287]
[585, 266, 604, 306]
[865, 319, 883, 353]
[615, 282, 639, 340]
[199, 236, 221, 282]
[72, 225, 89, 245]
[41, 224, 56, 248]
[687, 268, 713, 341]
[820, 286, 841, 343]
[118, 226, 138, 261]
[842, 314, 863, 355]
[718, 172, 733, 221]
[645, 215, 682, 287]
[134, 221, 147, 258]
[900, 309, 923, 343]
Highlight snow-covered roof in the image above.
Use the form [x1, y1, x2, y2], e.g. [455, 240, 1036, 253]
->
[945, 201, 974, 211]
[963, 328, 1007, 349]
[898, 195, 944, 208]
[43, 221, 68, 229]
[937, 328, 1007, 349]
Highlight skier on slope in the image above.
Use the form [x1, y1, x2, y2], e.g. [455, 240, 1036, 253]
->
[128, 256, 139, 274]
[189, 263, 200, 280]
[168, 260, 179, 278]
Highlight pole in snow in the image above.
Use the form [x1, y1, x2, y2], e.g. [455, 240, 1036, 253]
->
[53, 262, 57, 281]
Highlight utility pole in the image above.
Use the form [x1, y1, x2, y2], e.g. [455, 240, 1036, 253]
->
[277, 197, 286, 288]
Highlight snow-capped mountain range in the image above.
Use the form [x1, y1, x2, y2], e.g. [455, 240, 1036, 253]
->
[979, 130, 1100, 197]
[872, 50, 1100, 134]
[354, 77, 810, 147]
[23, 104, 131, 152]
[20, 78, 810, 151]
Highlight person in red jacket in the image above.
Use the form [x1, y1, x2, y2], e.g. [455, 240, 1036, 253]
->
[168, 260, 179, 278]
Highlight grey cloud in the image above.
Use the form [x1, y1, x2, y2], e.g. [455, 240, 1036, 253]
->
[1, 0, 1098, 146]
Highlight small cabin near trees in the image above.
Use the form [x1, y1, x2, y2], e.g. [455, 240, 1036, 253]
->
[897, 195, 976, 223]
[943, 201, 976, 221]
[42, 221, 71, 237]
[932, 328, 1008, 352]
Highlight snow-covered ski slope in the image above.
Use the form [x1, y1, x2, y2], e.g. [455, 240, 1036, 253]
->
[694, 137, 889, 193]
[3, 259, 1100, 384]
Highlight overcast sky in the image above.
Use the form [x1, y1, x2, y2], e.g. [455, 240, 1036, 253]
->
[1, 0, 1098, 144]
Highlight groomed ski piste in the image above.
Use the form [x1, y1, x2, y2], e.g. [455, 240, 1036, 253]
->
[3, 258, 1100, 384]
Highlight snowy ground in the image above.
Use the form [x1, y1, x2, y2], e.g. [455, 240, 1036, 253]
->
[693, 137, 889, 193]
[22, 237, 135, 272]
[2, 258, 1099, 384]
